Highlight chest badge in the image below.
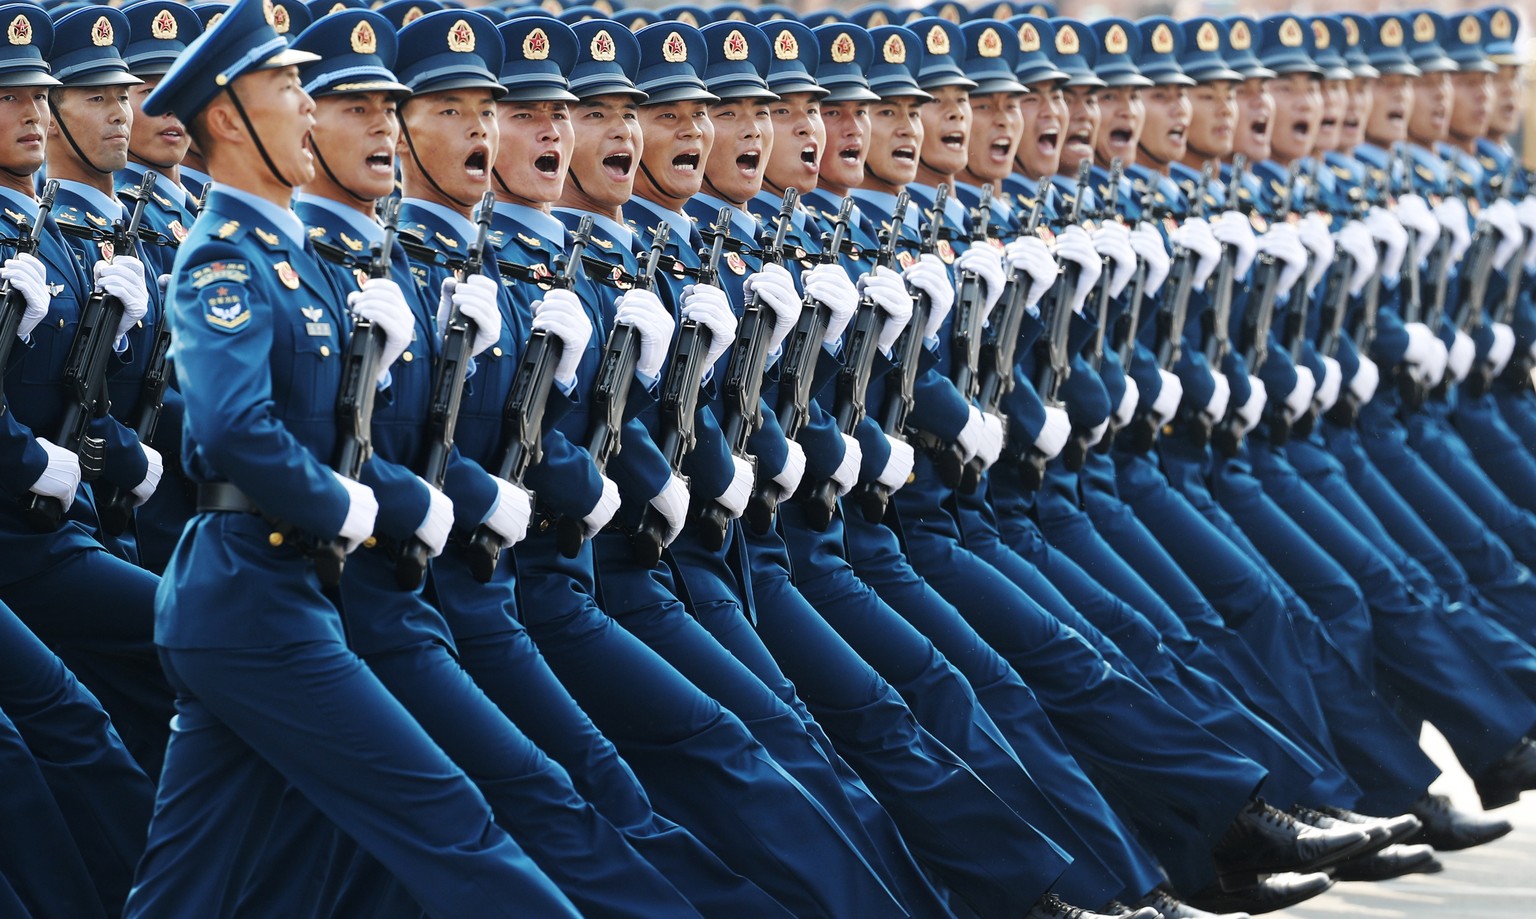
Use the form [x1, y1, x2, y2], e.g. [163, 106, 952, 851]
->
[169, 219, 189, 242]
[275, 260, 301, 290]
[725, 251, 747, 275]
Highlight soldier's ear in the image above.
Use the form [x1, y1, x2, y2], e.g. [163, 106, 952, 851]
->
[200, 94, 246, 149]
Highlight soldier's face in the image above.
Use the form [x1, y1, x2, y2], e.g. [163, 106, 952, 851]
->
[49, 84, 132, 174]
[703, 98, 772, 205]
[1014, 81, 1064, 179]
[0, 87, 51, 184]
[1185, 80, 1235, 163]
[1094, 85, 1142, 169]
[567, 94, 641, 211]
[1317, 79, 1348, 153]
[818, 100, 869, 195]
[1267, 73, 1321, 163]
[1490, 64, 1522, 138]
[964, 90, 1022, 185]
[128, 78, 190, 171]
[226, 66, 316, 188]
[308, 92, 399, 205]
[494, 100, 573, 210]
[397, 89, 498, 211]
[1365, 73, 1412, 146]
[861, 95, 922, 194]
[1340, 77, 1372, 150]
[1057, 86, 1097, 177]
[1137, 84, 1190, 167]
[1407, 71, 1451, 145]
[1448, 71, 1492, 144]
[636, 100, 711, 207]
[766, 92, 824, 197]
[918, 85, 971, 178]
[1234, 76, 1273, 163]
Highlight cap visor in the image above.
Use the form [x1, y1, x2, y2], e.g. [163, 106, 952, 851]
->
[638, 84, 719, 104]
[1236, 64, 1278, 79]
[1412, 56, 1458, 73]
[767, 78, 827, 97]
[870, 81, 932, 101]
[0, 70, 61, 87]
[1491, 53, 1523, 66]
[570, 80, 648, 101]
[970, 76, 1028, 94]
[58, 70, 145, 87]
[1015, 65, 1069, 84]
[1186, 65, 1244, 83]
[821, 84, 882, 102]
[1101, 72, 1154, 87]
[1454, 59, 1497, 73]
[1350, 63, 1381, 78]
[1148, 71, 1197, 85]
[709, 84, 779, 101]
[320, 79, 414, 95]
[1322, 65, 1354, 80]
[261, 47, 323, 69]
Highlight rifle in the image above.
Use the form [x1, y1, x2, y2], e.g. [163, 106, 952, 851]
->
[556, 220, 670, 558]
[699, 189, 796, 547]
[1270, 162, 1321, 445]
[1063, 159, 1125, 471]
[26, 175, 154, 531]
[744, 195, 855, 533]
[803, 192, 910, 530]
[1203, 155, 1246, 373]
[390, 191, 495, 586]
[462, 215, 594, 583]
[856, 182, 946, 523]
[1097, 180, 1155, 454]
[632, 208, 730, 565]
[0, 181, 57, 377]
[1454, 162, 1515, 400]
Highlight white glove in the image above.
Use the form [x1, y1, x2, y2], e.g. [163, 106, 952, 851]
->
[1053, 225, 1103, 315]
[649, 473, 690, 546]
[1364, 206, 1409, 279]
[1516, 196, 1536, 270]
[1297, 214, 1335, 294]
[876, 434, 915, 492]
[613, 288, 674, 381]
[773, 439, 806, 498]
[1235, 375, 1267, 433]
[130, 443, 163, 508]
[1258, 224, 1308, 298]
[2, 253, 48, 338]
[1489, 322, 1517, 377]
[829, 433, 863, 496]
[742, 262, 800, 357]
[1403, 322, 1448, 385]
[859, 266, 914, 353]
[1315, 356, 1343, 413]
[1113, 376, 1139, 427]
[1004, 235, 1058, 311]
[1211, 211, 1259, 279]
[1171, 217, 1222, 288]
[96, 257, 149, 343]
[1150, 368, 1183, 426]
[1447, 329, 1476, 383]
[1434, 197, 1472, 264]
[716, 455, 753, 518]
[1204, 372, 1231, 423]
[1336, 220, 1379, 296]
[1284, 365, 1316, 421]
[583, 475, 621, 538]
[679, 283, 737, 368]
[350, 278, 414, 384]
[332, 472, 378, 554]
[803, 262, 859, 346]
[955, 405, 986, 462]
[1397, 193, 1441, 263]
[1084, 418, 1110, 447]
[1349, 358, 1380, 406]
[1482, 198, 1524, 270]
[974, 411, 1005, 468]
[438, 275, 501, 358]
[954, 243, 1007, 321]
[1130, 222, 1172, 295]
[905, 253, 955, 340]
[482, 477, 531, 549]
[414, 482, 455, 557]
[1092, 222, 1137, 299]
[1033, 405, 1069, 459]
[532, 289, 594, 387]
[29, 438, 80, 510]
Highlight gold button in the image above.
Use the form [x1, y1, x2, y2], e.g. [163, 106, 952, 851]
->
[492, 346, 503, 358]
[363, 536, 377, 549]
[402, 351, 413, 363]
[319, 345, 331, 357]
[268, 531, 284, 547]
[58, 318, 64, 328]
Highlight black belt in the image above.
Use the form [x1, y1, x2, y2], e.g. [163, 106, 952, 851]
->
[196, 481, 262, 515]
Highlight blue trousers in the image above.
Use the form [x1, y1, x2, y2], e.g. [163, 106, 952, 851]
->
[1493, 384, 1536, 455]
[1452, 391, 1536, 514]
[1408, 406, 1536, 566]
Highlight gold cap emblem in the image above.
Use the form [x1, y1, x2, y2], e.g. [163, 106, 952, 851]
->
[350, 19, 376, 53]
[1150, 23, 1174, 55]
[1343, 17, 1359, 47]
[1278, 18, 1303, 48]
[1381, 18, 1403, 48]
[774, 29, 798, 60]
[1412, 13, 1434, 43]
[523, 27, 549, 60]
[939, 3, 960, 23]
[723, 29, 748, 61]
[677, 10, 697, 26]
[590, 29, 615, 61]
[401, 6, 423, 24]
[1311, 20, 1330, 50]
[979, 26, 1003, 58]
[1492, 10, 1512, 39]
[868, 10, 888, 27]
[1104, 24, 1128, 56]
[6, 13, 28, 45]
[662, 30, 687, 62]
[1019, 22, 1040, 53]
[151, 9, 177, 40]
[1054, 24, 1078, 55]
[925, 24, 949, 55]
[91, 15, 114, 47]
[1231, 20, 1251, 51]
[447, 18, 475, 52]
[1459, 16, 1481, 44]
[1196, 21, 1219, 52]
[271, 3, 290, 34]
[830, 31, 855, 63]
[882, 33, 905, 64]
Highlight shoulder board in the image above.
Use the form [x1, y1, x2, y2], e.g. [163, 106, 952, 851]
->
[151, 191, 175, 209]
[433, 231, 460, 251]
[1331, 164, 1353, 181]
[214, 219, 246, 241]
[252, 226, 282, 248]
[518, 232, 542, 248]
[307, 225, 326, 239]
[337, 231, 366, 252]
[1415, 163, 1435, 182]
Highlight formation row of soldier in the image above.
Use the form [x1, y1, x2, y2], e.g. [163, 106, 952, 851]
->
[2, 0, 1536, 915]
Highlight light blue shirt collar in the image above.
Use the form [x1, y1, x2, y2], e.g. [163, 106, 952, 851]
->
[121, 163, 188, 208]
[219, 186, 307, 248]
[850, 188, 919, 230]
[405, 197, 481, 246]
[0, 186, 38, 222]
[55, 179, 125, 223]
[555, 208, 634, 251]
[693, 192, 758, 240]
[294, 193, 383, 247]
[629, 196, 694, 245]
[497, 201, 566, 245]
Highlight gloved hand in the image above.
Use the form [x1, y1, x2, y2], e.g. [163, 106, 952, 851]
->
[29, 438, 80, 510]
[1336, 220, 1379, 295]
[1235, 376, 1267, 433]
[1092, 222, 1137, 298]
[1397, 193, 1441, 263]
[716, 455, 753, 518]
[1283, 365, 1316, 421]
[1084, 419, 1110, 447]
[974, 411, 1005, 469]
[1129, 222, 1172, 295]
[1257, 224, 1307, 298]
[773, 439, 806, 498]
[1171, 216, 1222, 288]
[1447, 329, 1476, 383]
[1489, 322, 1517, 376]
[1149, 368, 1183, 426]
[582, 475, 621, 538]
[876, 434, 915, 492]
[614, 288, 674, 380]
[349, 277, 414, 384]
[1516, 195, 1536, 270]
[1315, 356, 1343, 413]
[1297, 213, 1335, 294]
[954, 243, 1007, 321]
[1033, 405, 1068, 459]
[742, 261, 800, 355]
[955, 405, 986, 462]
[482, 477, 531, 549]
[905, 252, 955, 340]
[437, 274, 501, 358]
[1203, 372, 1231, 423]
[1113, 376, 1139, 428]
[532, 288, 594, 387]
[1349, 357, 1380, 406]
[803, 262, 859, 346]
[1053, 225, 1103, 315]
[130, 443, 163, 508]
[859, 266, 913, 353]
[96, 257, 149, 343]
[332, 472, 378, 554]
[679, 283, 737, 368]
[1211, 210, 1259, 279]
[1434, 196, 1472, 263]
[1403, 321, 1447, 385]
[829, 433, 863, 496]
[1004, 235, 1058, 311]
[1364, 206, 1409, 279]
[414, 482, 455, 557]
[649, 473, 690, 547]
[2, 253, 48, 339]
[1482, 197, 1524, 270]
